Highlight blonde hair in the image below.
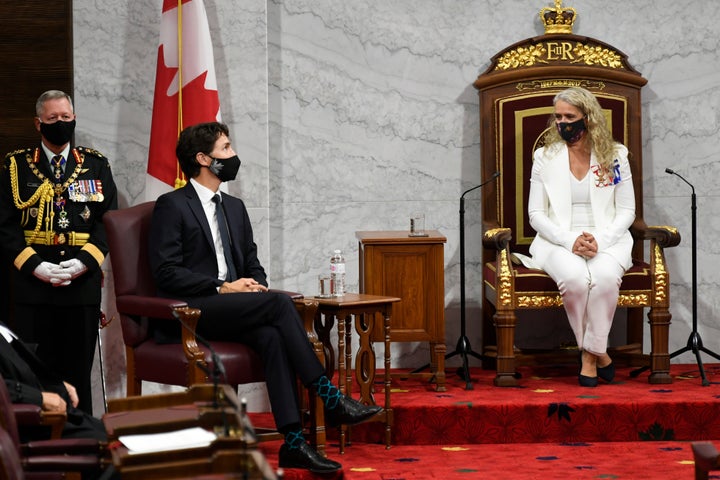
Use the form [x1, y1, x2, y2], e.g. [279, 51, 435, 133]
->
[541, 87, 619, 173]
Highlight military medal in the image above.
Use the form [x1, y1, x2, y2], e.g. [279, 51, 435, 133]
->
[57, 209, 70, 229]
[69, 180, 104, 202]
[57, 233, 66, 245]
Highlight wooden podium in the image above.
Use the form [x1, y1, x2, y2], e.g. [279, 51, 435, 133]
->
[356, 230, 447, 391]
[103, 384, 276, 480]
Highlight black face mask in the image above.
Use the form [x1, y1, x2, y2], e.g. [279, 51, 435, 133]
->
[208, 155, 241, 182]
[40, 119, 76, 146]
[556, 118, 586, 144]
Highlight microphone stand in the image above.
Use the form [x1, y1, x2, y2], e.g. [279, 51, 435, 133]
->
[632, 169, 720, 386]
[172, 310, 232, 434]
[445, 171, 500, 390]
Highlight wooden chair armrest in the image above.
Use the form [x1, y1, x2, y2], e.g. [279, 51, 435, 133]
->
[270, 289, 304, 300]
[630, 219, 681, 248]
[13, 405, 66, 440]
[483, 226, 512, 251]
[293, 298, 322, 351]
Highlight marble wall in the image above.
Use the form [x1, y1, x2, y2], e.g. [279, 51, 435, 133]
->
[72, 0, 720, 414]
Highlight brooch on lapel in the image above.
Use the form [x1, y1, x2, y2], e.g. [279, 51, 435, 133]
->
[591, 158, 621, 187]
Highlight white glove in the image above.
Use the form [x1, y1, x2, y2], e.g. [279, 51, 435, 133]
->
[59, 259, 88, 280]
[33, 262, 72, 285]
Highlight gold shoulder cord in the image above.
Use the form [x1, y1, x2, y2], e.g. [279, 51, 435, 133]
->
[8, 155, 54, 245]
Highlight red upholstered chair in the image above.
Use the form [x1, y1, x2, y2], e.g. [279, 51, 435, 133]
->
[0, 376, 105, 479]
[103, 202, 326, 452]
[0, 427, 25, 480]
[474, 31, 680, 386]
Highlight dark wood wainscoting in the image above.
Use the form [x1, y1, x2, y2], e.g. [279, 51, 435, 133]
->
[0, 1, 73, 328]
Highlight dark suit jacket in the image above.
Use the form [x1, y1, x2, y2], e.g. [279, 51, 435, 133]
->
[0, 323, 67, 407]
[149, 183, 267, 301]
[0, 323, 107, 443]
[148, 184, 268, 342]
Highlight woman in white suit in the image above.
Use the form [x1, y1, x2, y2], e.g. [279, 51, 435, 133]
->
[528, 87, 635, 387]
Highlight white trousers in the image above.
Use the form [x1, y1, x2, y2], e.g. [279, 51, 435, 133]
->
[542, 249, 625, 354]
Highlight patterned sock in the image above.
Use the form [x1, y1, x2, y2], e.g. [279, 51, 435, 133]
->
[284, 428, 306, 450]
[312, 375, 342, 410]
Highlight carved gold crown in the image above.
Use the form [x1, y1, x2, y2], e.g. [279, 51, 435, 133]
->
[540, 0, 577, 34]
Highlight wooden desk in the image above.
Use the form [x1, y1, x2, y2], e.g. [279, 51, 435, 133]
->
[356, 230, 447, 391]
[110, 442, 275, 480]
[312, 293, 400, 453]
[103, 385, 275, 479]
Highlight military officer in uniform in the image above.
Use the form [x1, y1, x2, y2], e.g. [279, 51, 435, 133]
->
[0, 90, 117, 415]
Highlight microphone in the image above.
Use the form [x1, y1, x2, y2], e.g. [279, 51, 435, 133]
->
[665, 168, 695, 193]
[462, 171, 500, 200]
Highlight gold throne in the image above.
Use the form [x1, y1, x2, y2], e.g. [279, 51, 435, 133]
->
[473, 1, 680, 387]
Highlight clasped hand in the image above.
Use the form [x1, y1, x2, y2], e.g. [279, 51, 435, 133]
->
[33, 259, 88, 286]
[572, 231, 598, 258]
[219, 277, 269, 294]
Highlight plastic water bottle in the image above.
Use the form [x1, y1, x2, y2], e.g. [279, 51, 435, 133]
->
[330, 249, 346, 296]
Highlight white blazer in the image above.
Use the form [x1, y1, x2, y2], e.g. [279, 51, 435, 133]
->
[527, 142, 636, 270]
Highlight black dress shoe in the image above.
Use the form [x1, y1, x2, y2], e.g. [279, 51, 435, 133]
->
[325, 396, 382, 427]
[597, 362, 615, 383]
[278, 443, 342, 473]
[578, 374, 598, 387]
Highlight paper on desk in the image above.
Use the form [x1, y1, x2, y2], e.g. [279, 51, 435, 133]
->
[119, 427, 217, 455]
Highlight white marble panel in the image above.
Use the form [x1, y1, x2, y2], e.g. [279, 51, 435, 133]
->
[72, 0, 720, 415]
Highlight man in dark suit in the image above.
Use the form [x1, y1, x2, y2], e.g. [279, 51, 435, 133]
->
[0, 90, 118, 415]
[0, 321, 106, 442]
[148, 122, 381, 474]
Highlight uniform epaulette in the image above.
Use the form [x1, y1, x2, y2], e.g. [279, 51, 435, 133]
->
[4, 148, 32, 160]
[76, 146, 105, 158]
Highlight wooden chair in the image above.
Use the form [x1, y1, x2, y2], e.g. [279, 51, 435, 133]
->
[473, 23, 680, 386]
[104, 202, 326, 453]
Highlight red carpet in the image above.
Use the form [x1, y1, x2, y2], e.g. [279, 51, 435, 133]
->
[249, 363, 720, 479]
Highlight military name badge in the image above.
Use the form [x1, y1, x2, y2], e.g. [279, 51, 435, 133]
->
[68, 180, 104, 202]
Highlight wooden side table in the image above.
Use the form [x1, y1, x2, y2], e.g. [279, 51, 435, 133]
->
[356, 230, 447, 391]
[312, 293, 400, 453]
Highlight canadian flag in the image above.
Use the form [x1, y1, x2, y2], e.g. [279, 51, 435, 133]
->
[145, 0, 221, 200]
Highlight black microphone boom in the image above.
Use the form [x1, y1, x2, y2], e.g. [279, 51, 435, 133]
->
[632, 168, 720, 385]
[171, 309, 232, 434]
[449, 171, 500, 390]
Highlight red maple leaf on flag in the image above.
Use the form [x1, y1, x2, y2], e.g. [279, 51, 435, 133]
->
[146, 0, 221, 198]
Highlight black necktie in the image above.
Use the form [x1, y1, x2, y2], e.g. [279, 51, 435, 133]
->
[51, 154, 65, 182]
[212, 194, 237, 282]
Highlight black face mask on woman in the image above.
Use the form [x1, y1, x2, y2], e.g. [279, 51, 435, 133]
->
[556, 117, 586, 144]
[207, 155, 241, 182]
[40, 119, 76, 146]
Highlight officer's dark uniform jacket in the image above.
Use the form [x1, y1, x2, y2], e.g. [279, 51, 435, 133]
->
[0, 146, 118, 305]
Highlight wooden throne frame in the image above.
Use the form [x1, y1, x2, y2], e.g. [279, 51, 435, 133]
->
[473, 3, 680, 387]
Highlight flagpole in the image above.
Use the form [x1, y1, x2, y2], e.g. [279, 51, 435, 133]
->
[176, 0, 185, 188]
